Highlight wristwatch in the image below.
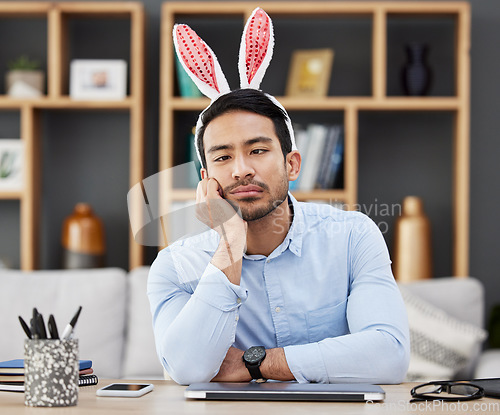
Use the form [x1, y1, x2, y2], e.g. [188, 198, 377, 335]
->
[242, 346, 267, 383]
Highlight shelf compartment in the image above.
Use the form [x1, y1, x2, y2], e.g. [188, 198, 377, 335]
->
[0, 15, 48, 96]
[386, 13, 457, 97]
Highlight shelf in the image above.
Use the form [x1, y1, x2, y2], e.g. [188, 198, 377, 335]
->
[0, 2, 145, 270]
[161, 1, 470, 276]
[168, 97, 461, 111]
[0, 96, 134, 110]
[0, 191, 23, 200]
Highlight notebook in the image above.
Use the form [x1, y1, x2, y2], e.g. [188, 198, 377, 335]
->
[184, 382, 385, 401]
[0, 359, 92, 374]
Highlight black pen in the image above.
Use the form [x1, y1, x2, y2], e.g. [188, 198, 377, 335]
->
[61, 306, 82, 340]
[36, 313, 47, 339]
[30, 317, 39, 340]
[18, 316, 32, 339]
[48, 314, 60, 340]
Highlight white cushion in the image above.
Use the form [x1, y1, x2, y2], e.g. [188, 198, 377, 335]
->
[401, 277, 486, 379]
[400, 286, 487, 381]
[122, 266, 164, 379]
[0, 268, 127, 378]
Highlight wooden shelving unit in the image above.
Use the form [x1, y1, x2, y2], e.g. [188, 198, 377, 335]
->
[0, 2, 145, 270]
[159, 1, 470, 276]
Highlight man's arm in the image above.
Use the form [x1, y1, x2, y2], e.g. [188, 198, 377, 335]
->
[212, 347, 294, 382]
[283, 217, 410, 384]
[148, 178, 248, 385]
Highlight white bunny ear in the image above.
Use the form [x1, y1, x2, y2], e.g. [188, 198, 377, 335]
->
[173, 24, 231, 101]
[239, 8, 274, 90]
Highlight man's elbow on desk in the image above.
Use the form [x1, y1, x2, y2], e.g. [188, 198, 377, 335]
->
[159, 342, 221, 386]
[162, 357, 218, 386]
[363, 336, 410, 385]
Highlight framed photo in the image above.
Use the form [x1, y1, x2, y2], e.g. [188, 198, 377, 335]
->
[0, 139, 24, 191]
[286, 49, 334, 97]
[70, 59, 127, 100]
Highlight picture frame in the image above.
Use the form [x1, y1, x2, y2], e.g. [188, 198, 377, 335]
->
[0, 139, 24, 191]
[70, 59, 127, 100]
[285, 49, 334, 97]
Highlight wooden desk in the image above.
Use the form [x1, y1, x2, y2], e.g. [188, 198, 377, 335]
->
[1, 380, 499, 414]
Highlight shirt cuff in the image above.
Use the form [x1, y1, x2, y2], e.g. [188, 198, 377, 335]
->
[193, 263, 248, 312]
[284, 342, 328, 383]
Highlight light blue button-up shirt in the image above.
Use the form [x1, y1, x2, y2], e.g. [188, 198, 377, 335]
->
[148, 194, 410, 385]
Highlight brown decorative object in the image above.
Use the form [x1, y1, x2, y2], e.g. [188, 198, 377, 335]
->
[392, 196, 432, 282]
[61, 203, 106, 269]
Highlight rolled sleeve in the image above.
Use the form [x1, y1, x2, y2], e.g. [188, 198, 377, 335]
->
[284, 342, 328, 383]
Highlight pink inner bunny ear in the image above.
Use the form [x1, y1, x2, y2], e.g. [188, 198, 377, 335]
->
[175, 24, 221, 94]
[244, 8, 272, 86]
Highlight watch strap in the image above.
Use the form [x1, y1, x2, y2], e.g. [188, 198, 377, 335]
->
[245, 362, 264, 381]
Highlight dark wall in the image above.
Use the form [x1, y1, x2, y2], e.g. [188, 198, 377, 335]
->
[0, 0, 499, 325]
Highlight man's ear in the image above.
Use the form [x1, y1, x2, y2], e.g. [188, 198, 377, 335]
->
[286, 150, 301, 181]
[200, 168, 208, 179]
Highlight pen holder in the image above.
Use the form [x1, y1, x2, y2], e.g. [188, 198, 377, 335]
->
[24, 339, 79, 407]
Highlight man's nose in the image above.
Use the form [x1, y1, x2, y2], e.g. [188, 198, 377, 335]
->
[232, 154, 255, 180]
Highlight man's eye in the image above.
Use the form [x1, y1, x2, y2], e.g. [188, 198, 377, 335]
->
[251, 149, 267, 155]
[214, 155, 230, 162]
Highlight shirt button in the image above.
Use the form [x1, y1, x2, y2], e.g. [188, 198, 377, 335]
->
[266, 259, 271, 263]
[236, 298, 241, 304]
[275, 307, 281, 313]
[235, 316, 239, 321]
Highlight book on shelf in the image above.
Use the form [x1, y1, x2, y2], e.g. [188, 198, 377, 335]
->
[289, 124, 308, 191]
[297, 123, 329, 192]
[323, 125, 344, 190]
[290, 123, 344, 192]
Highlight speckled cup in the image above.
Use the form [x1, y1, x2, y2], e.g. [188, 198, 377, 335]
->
[24, 339, 79, 407]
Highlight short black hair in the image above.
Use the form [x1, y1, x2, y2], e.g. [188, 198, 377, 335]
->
[197, 89, 292, 169]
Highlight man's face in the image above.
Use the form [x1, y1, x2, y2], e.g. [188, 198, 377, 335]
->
[201, 110, 291, 222]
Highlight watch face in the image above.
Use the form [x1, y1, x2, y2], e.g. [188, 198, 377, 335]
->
[244, 346, 266, 364]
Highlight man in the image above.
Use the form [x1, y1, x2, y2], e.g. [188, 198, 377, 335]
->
[148, 89, 410, 385]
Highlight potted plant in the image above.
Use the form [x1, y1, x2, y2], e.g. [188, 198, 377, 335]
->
[5, 55, 45, 98]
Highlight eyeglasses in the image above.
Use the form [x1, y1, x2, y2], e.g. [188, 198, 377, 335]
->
[410, 381, 485, 402]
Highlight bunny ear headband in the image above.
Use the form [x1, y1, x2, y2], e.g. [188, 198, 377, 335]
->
[173, 7, 297, 164]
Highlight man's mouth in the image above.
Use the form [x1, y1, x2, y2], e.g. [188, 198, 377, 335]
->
[229, 185, 264, 198]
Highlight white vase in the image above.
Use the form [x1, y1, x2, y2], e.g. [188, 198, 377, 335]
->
[5, 70, 45, 97]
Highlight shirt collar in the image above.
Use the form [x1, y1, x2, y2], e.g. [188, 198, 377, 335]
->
[266, 192, 303, 259]
[283, 192, 304, 257]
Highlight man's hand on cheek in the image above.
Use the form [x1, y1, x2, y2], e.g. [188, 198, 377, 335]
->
[195, 177, 247, 243]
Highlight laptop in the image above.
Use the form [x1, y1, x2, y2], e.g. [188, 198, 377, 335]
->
[184, 382, 385, 401]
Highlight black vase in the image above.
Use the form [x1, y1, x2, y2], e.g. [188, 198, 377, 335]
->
[402, 42, 432, 96]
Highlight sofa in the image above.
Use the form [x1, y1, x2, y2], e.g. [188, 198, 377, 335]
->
[0, 267, 164, 379]
[0, 267, 498, 381]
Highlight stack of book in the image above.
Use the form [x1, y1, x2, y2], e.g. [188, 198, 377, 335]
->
[0, 359, 98, 392]
[290, 123, 344, 192]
